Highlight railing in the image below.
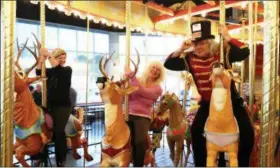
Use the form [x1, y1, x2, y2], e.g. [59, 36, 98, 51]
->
[76, 99, 190, 147]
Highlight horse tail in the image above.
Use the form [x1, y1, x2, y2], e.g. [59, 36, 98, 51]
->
[76, 107, 84, 124]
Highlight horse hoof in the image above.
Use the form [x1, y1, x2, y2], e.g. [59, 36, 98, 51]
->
[73, 153, 81, 160]
[85, 155, 93, 161]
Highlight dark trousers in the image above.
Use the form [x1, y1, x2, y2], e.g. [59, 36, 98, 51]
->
[127, 115, 151, 167]
[190, 98, 254, 167]
[50, 106, 71, 166]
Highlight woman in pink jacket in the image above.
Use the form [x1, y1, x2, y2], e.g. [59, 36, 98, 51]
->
[125, 60, 165, 167]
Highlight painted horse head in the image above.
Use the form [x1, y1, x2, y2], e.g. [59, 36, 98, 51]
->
[159, 92, 179, 112]
[209, 63, 240, 112]
[158, 92, 183, 128]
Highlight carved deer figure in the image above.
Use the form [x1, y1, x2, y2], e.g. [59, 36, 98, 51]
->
[13, 38, 53, 167]
[96, 50, 155, 167]
[204, 63, 239, 167]
[13, 35, 93, 166]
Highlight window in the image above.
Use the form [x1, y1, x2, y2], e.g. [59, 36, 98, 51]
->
[45, 26, 58, 49]
[15, 20, 109, 104]
[16, 22, 38, 47]
[94, 33, 109, 53]
[119, 35, 145, 55]
[58, 28, 77, 51]
[77, 30, 94, 52]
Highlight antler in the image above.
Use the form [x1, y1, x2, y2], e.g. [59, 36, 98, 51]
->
[98, 51, 115, 80]
[120, 48, 140, 85]
[25, 33, 41, 76]
[15, 38, 29, 71]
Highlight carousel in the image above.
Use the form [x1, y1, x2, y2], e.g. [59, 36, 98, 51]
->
[0, 0, 279, 167]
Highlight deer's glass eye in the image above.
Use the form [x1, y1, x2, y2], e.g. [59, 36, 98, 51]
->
[96, 77, 108, 90]
[15, 70, 26, 80]
[97, 83, 104, 90]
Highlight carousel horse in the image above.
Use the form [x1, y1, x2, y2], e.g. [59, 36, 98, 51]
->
[96, 50, 155, 167]
[65, 107, 93, 161]
[204, 63, 239, 167]
[13, 36, 93, 167]
[158, 92, 188, 167]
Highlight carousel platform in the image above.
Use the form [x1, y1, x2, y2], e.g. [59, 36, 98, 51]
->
[48, 141, 194, 167]
[13, 120, 194, 167]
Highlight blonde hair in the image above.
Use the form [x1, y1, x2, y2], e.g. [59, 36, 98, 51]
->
[139, 60, 165, 86]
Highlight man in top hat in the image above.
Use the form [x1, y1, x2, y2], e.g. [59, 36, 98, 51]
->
[164, 20, 254, 167]
[36, 48, 72, 167]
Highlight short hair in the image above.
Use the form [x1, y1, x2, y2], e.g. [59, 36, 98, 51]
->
[139, 60, 165, 86]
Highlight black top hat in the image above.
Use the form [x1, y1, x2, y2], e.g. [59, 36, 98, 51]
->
[191, 20, 215, 42]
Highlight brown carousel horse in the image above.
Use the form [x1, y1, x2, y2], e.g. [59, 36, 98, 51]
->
[158, 92, 188, 167]
[204, 63, 240, 167]
[13, 36, 92, 167]
[96, 50, 155, 167]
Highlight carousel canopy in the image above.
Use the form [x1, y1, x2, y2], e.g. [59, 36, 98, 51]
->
[18, 0, 264, 40]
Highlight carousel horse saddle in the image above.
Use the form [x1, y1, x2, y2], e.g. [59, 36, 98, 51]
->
[65, 114, 78, 137]
[204, 118, 240, 147]
[204, 131, 239, 147]
[102, 136, 131, 157]
[15, 107, 45, 139]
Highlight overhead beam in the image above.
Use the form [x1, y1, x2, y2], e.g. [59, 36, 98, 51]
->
[152, 1, 243, 23]
[233, 2, 264, 14]
[228, 17, 264, 30]
[133, 1, 174, 16]
[203, 1, 264, 14]
[206, 13, 240, 25]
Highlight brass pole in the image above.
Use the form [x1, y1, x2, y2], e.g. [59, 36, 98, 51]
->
[125, 1, 131, 121]
[83, 12, 90, 167]
[240, 18, 246, 97]
[260, 1, 279, 166]
[1, 1, 16, 166]
[248, 1, 255, 122]
[249, 1, 258, 122]
[219, 0, 225, 64]
[144, 3, 148, 64]
[187, 1, 192, 36]
[182, 1, 192, 118]
[274, 1, 280, 166]
[180, 2, 192, 166]
[40, 1, 47, 107]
